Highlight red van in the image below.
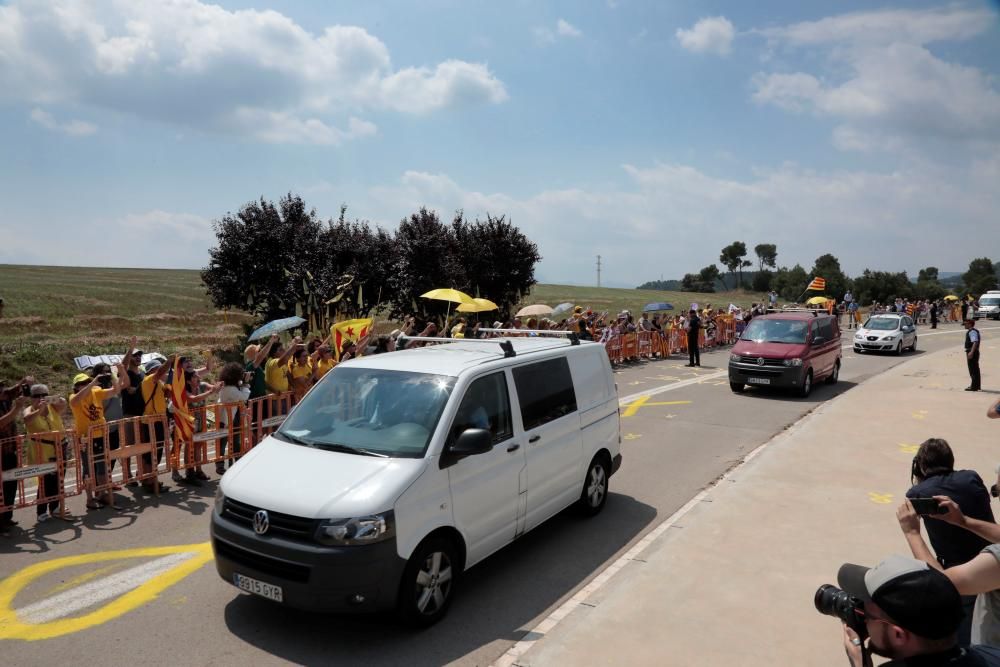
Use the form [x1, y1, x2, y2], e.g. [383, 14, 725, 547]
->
[728, 311, 842, 397]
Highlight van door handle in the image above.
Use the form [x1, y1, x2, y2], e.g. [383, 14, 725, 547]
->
[528, 435, 540, 443]
[507, 443, 520, 452]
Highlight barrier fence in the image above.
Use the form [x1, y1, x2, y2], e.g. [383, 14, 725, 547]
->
[0, 392, 295, 518]
[603, 318, 739, 364]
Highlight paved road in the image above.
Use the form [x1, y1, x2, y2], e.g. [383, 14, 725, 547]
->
[1, 322, 993, 666]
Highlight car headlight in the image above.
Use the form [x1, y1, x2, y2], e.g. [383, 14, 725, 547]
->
[854, 333, 863, 339]
[730, 353, 740, 362]
[214, 487, 225, 515]
[783, 358, 803, 367]
[315, 511, 395, 546]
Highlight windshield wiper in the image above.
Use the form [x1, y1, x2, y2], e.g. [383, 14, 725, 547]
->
[314, 442, 389, 458]
[275, 431, 315, 447]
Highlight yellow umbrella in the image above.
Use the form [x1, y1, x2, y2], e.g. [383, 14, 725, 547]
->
[456, 297, 499, 313]
[943, 295, 959, 302]
[806, 296, 829, 305]
[421, 288, 475, 329]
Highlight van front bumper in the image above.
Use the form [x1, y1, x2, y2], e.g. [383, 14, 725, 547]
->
[210, 508, 407, 613]
[728, 362, 805, 389]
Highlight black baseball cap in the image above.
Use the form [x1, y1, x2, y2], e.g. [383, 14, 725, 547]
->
[838, 554, 964, 640]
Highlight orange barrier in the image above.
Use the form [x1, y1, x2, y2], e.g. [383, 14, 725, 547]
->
[246, 392, 295, 449]
[181, 401, 251, 471]
[0, 431, 79, 518]
[603, 319, 739, 364]
[87, 416, 167, 498]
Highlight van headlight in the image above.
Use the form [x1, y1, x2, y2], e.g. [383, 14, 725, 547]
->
[214, 488, 225, 515]
[730, 354, 740, 362]
[783, 358, 803, 367]
[315, 511, 395, 546]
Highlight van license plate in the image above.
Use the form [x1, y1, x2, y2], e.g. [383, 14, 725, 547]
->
[233, 574, 283, 602]
[746, 377, 771, 385]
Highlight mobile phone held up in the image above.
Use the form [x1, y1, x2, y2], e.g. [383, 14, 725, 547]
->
[910, 497, 948, 515]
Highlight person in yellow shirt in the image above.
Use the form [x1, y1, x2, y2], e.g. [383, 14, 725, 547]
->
[311, 340, 336, 382]
[22, 384, 68, 522]
[288, 347, 314, 402]
[70, 363, 128, 509]
[265, 337, 299, 395]
[134, 356, 173, 492]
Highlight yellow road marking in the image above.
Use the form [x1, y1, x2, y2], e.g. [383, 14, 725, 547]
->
[0, 542, 212, 641]
[621, 396, 692, 418]
[623, 433, 642, 441]
[869, 492, 894, 505]
[898, 443, 919, 454]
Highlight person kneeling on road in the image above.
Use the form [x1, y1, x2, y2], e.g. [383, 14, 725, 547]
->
[819, 554, 1000, 666]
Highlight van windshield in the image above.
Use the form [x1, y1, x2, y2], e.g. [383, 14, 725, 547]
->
[276, 366, 456, 458]
[740, 318, 810, 344]
[981, 297, 1000, 307]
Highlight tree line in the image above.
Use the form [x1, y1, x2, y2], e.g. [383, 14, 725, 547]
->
[201, 194, 541, 327]
[638, 240, 998, 304]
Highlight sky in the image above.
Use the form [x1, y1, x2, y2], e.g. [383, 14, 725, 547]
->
[1, 0, 998, 288]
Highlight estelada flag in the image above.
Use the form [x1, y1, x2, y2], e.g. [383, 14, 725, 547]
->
[807, 277, 826, 291]
[169, 356, 194, 443]
[331, 318, 374, 361]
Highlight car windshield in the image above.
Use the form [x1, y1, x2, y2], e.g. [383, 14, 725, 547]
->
[740, 318, 809, 344]
[981, 297, 1000, 307]
[276, 366, 456, 458]
[863, 318, 900, 331]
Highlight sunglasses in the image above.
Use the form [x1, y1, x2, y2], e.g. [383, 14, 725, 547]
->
[33, 393, 49, 398]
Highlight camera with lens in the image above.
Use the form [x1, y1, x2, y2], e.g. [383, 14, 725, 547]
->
[97, 374, 113, 389]
[815, 584, 867, 640]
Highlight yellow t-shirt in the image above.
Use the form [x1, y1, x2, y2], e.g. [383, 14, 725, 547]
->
[289, 359, 313, 381]
[25, 405, 66, 464]
[141, 375, 168, 416]
[314, 358, 336, 380]
[70, 387, 111, 438]
[265, 357, 289, 393]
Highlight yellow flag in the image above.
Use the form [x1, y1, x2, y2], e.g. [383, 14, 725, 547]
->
[331, 318, 374, 360]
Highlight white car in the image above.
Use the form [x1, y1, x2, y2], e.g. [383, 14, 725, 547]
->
[853, 314, 917, 355]
[210, 335, 621, 626]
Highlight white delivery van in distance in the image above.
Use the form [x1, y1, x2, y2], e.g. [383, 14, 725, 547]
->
[210, 334, 622, 626]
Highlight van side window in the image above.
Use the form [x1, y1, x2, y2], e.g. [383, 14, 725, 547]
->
[449, 372, 513, 446]
[817, 319, 834, 340]
[512, 357, 578, 431]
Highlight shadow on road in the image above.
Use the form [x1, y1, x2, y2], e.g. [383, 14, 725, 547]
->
[222, 492, 657, 666]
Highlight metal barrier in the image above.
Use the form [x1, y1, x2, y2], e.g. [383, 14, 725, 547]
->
[246, 392, 295, 449]
[87, 416, 167, 498]
[0, 431, 80, 518]
[184, 401, 251, 470]
[602, 317, 739, 365]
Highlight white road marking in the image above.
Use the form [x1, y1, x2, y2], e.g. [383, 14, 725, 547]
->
[15, 552, 195, 624]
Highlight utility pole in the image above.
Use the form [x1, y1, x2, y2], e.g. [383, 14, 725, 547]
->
[596, 255, 602, 288]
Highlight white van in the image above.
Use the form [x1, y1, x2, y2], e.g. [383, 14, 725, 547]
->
[975, 291, 1000, 320]
[210, 335, 621, 626]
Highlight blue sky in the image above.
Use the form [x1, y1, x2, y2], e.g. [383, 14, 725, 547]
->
[1, 0, 998, 287]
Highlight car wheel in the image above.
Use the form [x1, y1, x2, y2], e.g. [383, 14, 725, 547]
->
[730, 382, 745, 393]
[397, 537, 458, 627]
[800, 369, 813, 398]
[894, 341, 903, 356]
[578, 454, 609, 517]
[825, 360, 840, 385]
[910, 336, 917, 352]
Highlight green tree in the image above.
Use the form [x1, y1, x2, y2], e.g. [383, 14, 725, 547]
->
[387, 208, 467, 322]
[851, 270, 913, 305]
[719, 241, 749, 289]
[751, 269, 773, 292]
[962, 257, 998, 296]
[773, 264, 808, 301]
[810, 253, 849, 299]
[698, 265, 721, 292]
[917, 266, 939, 283]
[754, 243, 778, 273]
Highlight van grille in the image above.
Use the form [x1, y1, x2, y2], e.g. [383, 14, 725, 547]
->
[736, 355, 785, 367]
[223, 498, 318, 542]
[213, 539, 311, 583]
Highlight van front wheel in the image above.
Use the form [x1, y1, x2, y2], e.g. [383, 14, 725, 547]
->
[578, 455, 609, 516]
[397, 537, 458, 627]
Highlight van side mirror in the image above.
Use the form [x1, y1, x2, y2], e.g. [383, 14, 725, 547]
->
[450, 428, 492, 457]
[812, 335, 825, 345]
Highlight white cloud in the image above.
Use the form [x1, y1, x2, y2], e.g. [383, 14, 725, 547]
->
[556, 19, 582, 38]
[534, 18, 583, 45]
[751, 6, 1000, 151]
[29, 107, 96, 136]
[360, 156, 1000, 285]
[676, 17, 735, 56]
[0, 0, 507, 145]
[119, 210, 213, 245]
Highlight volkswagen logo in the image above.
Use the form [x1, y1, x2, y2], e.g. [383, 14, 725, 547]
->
[253, 510, 270, 535]
[756, 357, 765, 366]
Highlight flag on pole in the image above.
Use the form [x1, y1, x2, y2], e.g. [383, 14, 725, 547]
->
[331, 318, 374, 361]
[170, 357, 194, 443]
[807, 277, 826, 291]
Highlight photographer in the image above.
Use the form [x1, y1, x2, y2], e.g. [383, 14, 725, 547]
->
[0, 378, 31, 533]
[826, 555, 1000, 666]
[906, 438, 995, 644]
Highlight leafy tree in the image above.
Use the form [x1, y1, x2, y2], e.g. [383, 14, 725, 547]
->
[810, 253, 849, 299]
[202, 194, 324, 322]
[962, 257, 998, 296]
[387, 208, 466, 322]
[917, 267, 939, 283]
[751, 269, 773, 293]
[680, 265, 719, 292]
[637, 279, 682, 290]
[754, 243, 778, 273]
[719, 241, 749, 289]
[772, 264, 808, 301]
[453, 213, 541, 319]
[851, 270, 913, 304]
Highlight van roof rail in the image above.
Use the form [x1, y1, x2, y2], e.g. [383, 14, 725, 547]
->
[477, 328, 580, 345]
[765, 307, 821, 316]
[396, 335, 519, 357]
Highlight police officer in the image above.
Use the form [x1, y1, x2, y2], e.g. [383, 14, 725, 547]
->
[931, 300, 939, 329]
[965, 319, 981, 392]
[686, 308, 701, 367]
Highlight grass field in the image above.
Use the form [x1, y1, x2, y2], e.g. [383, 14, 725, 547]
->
[0, 265, 757, 398]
